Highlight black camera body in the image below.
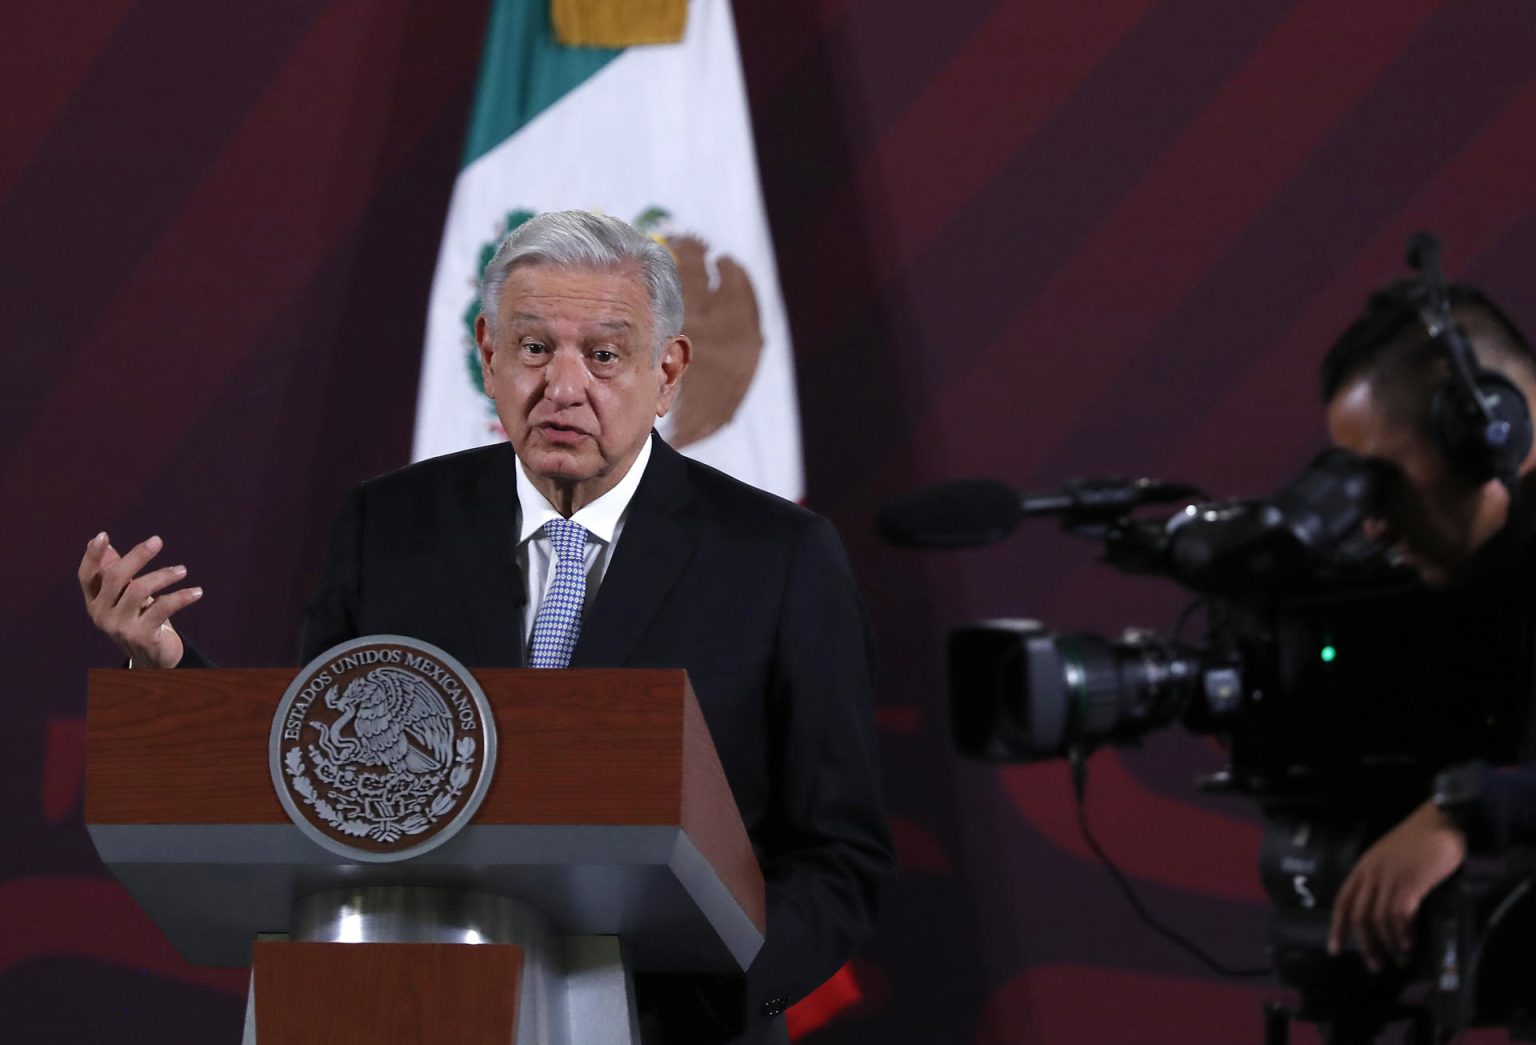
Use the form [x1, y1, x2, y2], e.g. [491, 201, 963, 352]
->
[950, 570, 1530, 782]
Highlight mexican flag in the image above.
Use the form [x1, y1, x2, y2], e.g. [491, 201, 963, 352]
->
[413, 0, 803, 501]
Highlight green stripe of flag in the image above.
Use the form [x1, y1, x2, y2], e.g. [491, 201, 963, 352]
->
[460, 0, 623, 167]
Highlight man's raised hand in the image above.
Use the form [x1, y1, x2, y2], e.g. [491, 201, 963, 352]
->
[78, 532, 202, 668]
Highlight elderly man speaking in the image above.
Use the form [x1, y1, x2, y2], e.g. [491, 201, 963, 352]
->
[79, 210, 893, 1045]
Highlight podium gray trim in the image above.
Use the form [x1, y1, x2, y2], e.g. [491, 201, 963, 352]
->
[87, 820, 763, 973]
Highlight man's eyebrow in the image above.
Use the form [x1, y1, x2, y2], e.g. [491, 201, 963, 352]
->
[508, 313, 633, 332]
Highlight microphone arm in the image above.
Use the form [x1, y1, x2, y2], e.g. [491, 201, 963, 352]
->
[1023, 477, 1203, 520]
[877, 476, 1203, 549]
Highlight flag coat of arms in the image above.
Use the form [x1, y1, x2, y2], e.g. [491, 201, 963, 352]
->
[414, 0, 803, 501]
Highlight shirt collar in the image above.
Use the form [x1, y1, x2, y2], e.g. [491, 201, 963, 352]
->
[514, 434, 654, 545]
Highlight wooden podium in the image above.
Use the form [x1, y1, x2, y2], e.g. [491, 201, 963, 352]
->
[85, 667, 765, 1044]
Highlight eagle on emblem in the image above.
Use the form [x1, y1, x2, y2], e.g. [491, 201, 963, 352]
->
[311, 666, 455, 776]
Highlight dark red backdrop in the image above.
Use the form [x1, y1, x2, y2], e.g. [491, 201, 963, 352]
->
[7, 1, 1536, 1041]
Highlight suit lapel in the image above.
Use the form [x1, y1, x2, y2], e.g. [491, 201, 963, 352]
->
[571, 435, 697, 668]
[445, 444, 527, 668]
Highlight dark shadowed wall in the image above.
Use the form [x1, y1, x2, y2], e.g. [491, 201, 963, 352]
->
[6, 1, 1536, 1041]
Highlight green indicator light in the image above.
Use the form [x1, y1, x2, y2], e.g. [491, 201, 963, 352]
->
[1320, 645, 1337, 664]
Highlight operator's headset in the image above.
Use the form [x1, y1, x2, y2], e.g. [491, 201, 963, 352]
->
[1397, 232, 1534, 492]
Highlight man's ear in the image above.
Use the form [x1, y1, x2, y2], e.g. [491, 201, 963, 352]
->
[655, 334, 692, 417]
[475, 313, 497, 394]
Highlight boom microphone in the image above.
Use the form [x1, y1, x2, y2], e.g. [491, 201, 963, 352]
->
[877, 479, 1021, 548]
[877, 477, 1204, 548]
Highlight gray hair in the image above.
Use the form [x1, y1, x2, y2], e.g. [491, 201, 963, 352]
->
[478, 210, 684, 361]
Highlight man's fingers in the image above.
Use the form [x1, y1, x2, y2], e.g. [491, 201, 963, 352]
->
[141, 586, 203, 627]
[77, 530, 195, 667]
[1352, 921, 1380, 972]
[1328, 872, 1362, 954]
[100, 535, 163, 608]
[77, 532, 110, 592]
[1354, 880, 1393, 972]
[1390, 886, 1423, 957]
[1367, 884, 1407, 967]
[106, 567, 179, 629]
[1335, 873, 1383, 971]
[123, 564, 189, 603]
[79, 533, 124, 604]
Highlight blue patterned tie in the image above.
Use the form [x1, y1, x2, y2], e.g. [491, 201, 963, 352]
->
[528, 518, 590, 669]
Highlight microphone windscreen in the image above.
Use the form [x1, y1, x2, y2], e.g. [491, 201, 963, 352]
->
[877, 480, 1022, 548]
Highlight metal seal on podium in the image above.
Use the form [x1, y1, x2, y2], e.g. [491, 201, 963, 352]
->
[269, 635, 497, 862]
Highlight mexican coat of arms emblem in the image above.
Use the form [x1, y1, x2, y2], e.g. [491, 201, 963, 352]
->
[269, 635, 497, 862]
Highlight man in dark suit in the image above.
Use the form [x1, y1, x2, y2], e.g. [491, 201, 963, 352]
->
[80, 210, 892, 1044]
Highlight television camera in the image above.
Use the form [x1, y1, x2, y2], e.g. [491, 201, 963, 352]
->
[880, 449, 1536, 1043]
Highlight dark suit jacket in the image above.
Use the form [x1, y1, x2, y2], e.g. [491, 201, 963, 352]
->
[298, 434, 893, 1044]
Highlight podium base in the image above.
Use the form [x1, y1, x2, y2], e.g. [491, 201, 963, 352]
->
[241, 887, 639, 1045]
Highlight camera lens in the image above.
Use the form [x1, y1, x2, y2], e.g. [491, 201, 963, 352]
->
[950, 623, 1202, 760]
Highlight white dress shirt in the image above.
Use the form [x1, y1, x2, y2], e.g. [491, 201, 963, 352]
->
[513, 435, 653, 645]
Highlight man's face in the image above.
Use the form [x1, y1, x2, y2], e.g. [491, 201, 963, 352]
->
[476, 264, 689, 513]
[1326, 375, 1508, 585]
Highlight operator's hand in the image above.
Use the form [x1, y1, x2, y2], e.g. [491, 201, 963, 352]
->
[1327, 800, 1466, 972]
[78, 532, 202, 668]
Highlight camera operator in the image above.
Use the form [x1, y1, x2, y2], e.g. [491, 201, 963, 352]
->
[1321, 279, 1536, 973]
